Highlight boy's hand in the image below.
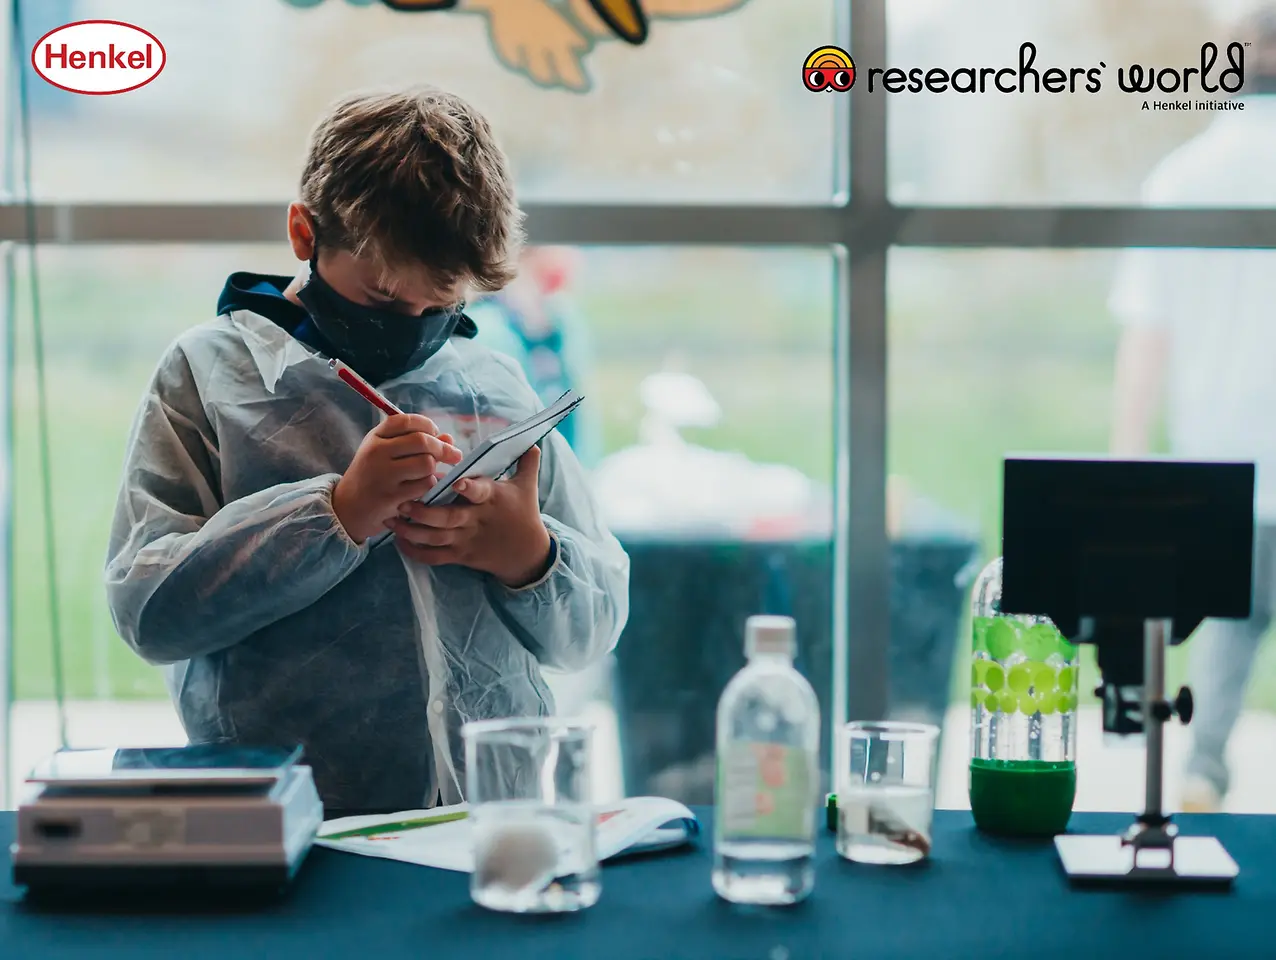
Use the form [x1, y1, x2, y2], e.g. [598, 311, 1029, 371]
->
[333, 414, 464, 545]
[385, 447, 553, 588]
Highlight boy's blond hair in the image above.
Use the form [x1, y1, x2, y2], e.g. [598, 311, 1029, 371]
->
[299, 86, 524, 292]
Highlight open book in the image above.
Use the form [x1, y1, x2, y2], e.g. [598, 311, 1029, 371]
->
[421, 390, 583, 507]
[316, 796, 698, 873]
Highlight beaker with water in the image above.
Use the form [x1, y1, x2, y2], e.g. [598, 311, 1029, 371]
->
[463, 717, 599, 913]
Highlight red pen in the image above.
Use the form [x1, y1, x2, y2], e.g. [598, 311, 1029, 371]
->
[328, 358, 404, 417]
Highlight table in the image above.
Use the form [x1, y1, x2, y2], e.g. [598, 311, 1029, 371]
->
[3, 810, 1273, 960]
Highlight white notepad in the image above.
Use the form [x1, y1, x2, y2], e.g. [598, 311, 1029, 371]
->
[316, 797, 699, 873]
[421, 391, 583, 507]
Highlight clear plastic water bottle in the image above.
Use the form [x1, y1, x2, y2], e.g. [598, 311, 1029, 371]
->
[969, 557, 1079, 836]
[713, 615, 820, 905]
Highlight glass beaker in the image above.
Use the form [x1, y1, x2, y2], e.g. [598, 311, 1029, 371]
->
[835, 721, 940, 865]
[462, 717, 598, 914]
[969, 557, 1078, 836]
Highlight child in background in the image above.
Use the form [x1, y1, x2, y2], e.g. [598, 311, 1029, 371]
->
[469, 245, 603, 468]
[105, 86, 630, 814]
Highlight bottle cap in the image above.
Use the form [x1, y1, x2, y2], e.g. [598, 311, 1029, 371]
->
[745, 615, 796, 658]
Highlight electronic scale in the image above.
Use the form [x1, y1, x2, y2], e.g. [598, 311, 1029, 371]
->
[11, 744, 323, 899]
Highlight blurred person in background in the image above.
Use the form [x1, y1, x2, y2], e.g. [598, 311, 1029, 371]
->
[470, 245, 603, 468]
[1109, 5, 1276, 812]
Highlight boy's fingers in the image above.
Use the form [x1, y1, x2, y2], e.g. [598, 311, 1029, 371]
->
[386, 457, 436, 485]
[453, 476, 497, 504]
[385, 518, 458, 548]
[384, 432, 461, 463]
[375, 413, 440, 439]
[422, 436, 463, 462]
[510, 445, 541, 489]
[396, 476, 438, 501]
[396, 502, 468, 528]
[423, 431, 464, 463]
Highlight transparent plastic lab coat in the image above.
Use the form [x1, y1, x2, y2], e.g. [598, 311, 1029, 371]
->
[104, 308, 629, 812]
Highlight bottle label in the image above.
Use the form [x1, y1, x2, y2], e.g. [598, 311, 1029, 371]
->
[718, 742, 814, 840]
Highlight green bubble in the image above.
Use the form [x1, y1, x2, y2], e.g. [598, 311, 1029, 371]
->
[985, 619, 1021, 661]
[1008, 663, 1033, 693]
[1028, 621, 1075, 660]
[997, 690, 1019, 713]
[971, 689, 983, 708]
[985, 664, 1005, 692]
[1033, 662, 1058, 693]
[1057, 666, 1076, 693]
[1059, 693, 1078, 713]
[972, 617, 993, 655]
[1019, 692, 1040, 714]
[1022, 624, 1058, 661]
[983, 691, 1000, 711]
[973, 660, 992, 687]
[1037, 691, 1060, 715]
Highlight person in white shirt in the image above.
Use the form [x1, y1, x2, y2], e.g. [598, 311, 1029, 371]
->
[1109, 6, 1276, 812]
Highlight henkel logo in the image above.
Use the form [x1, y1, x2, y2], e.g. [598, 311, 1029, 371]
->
[31, 20, 165, 95]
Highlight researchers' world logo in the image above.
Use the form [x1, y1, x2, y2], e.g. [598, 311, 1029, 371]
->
[812, 39, 1252, 108]
[31, 20, 166, 95]
[803, 45, 855, 93]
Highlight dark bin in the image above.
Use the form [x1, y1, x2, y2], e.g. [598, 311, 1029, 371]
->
[612, 535, 980, 805]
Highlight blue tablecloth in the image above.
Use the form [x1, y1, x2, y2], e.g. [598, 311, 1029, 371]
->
[3, 810, 1274, 960]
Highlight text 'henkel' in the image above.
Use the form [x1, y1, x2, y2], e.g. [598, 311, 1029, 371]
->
[42, 42, 154, 71]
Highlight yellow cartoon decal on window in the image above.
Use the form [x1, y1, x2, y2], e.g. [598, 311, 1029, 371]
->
[380, 0, 459, 9]
[582, 0, 649, 44]
[380, 0, 460, 8]
[284, 0, 751, 93]
[381, 0, 648, 43]
[464, 0, 753, 92]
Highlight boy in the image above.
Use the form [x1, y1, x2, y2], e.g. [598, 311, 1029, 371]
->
[104, 86, 630, 814]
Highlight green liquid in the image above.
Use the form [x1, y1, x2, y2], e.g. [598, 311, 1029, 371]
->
[969, 758, 1076, 837]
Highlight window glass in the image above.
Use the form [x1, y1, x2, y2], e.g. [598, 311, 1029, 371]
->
[13, 0, 840, 202]
[8, 243, 837, 804]
[891, 247, 1276, 815]
[888, 0, 1275, 206]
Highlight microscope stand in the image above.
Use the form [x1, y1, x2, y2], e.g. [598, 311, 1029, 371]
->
[1053, 618, 1238, 888]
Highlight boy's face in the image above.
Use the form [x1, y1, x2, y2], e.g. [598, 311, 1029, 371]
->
[287, 203, 466, 316]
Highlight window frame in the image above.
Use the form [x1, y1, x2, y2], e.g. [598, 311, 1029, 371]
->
[3, 0, 1276, 794]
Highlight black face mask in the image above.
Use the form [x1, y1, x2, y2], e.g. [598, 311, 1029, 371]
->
[296, 257, 466, 385]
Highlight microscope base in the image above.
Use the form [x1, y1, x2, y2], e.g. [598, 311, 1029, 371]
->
[1055, 834, 1237, 888]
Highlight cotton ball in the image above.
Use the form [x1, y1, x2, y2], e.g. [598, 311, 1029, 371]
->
[474, 822, 559, 892]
